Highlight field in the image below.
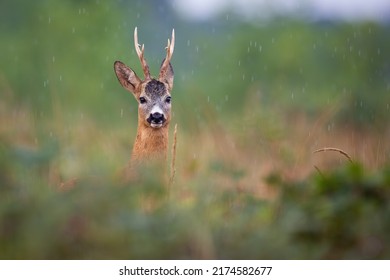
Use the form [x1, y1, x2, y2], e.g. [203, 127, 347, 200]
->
[1, 1, 390, 259]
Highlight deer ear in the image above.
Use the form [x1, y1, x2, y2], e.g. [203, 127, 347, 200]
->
[159, 59, 174, 91]
[114, 61, 142, 95]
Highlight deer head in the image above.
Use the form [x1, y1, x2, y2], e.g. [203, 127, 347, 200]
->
[114, 27, 175, 129]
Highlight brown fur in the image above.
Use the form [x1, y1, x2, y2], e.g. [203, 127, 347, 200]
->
[131, 121, 169, 163]
[114, 28, 175, 169]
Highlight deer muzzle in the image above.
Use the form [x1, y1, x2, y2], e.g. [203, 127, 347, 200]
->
[147, 112, 166, 128]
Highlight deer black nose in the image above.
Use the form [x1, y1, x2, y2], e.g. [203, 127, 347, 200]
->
[150, 112, 164, 123]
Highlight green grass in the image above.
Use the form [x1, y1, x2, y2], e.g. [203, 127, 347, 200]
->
[1, 106, 390, 259]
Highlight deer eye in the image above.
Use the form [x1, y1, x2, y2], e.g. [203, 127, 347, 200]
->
[139, 97, 147, 104]
[165, 96, 171, 104]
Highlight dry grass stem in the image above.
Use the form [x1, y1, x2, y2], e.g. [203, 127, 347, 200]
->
[313, 147, 353, 163]
[170, 124, 178, 186]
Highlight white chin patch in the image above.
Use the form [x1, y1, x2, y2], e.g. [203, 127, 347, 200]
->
[150, 123, 163, 128]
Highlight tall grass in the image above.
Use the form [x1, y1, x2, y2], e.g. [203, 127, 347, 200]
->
[1, 97, 389, 259]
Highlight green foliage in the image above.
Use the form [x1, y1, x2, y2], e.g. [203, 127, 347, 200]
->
[269, 163, 390, 259]
[1, 139, 390, 259]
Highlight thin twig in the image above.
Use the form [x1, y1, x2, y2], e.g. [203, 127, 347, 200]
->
[170, 124, 178, 186]
[313, 147, 353, 163]
[314, 165, 324, 177]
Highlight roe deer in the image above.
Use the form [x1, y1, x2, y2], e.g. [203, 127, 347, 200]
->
[114, 27, 175, 167]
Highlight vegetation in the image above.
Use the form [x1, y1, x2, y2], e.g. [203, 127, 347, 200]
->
[0, 0, 389, 259]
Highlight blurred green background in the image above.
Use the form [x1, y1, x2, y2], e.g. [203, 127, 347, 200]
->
[1, 0, 390, 259]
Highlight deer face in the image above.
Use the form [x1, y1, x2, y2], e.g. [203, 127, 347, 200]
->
[139, 79, 171, 128]
[114, 28, 175, 130]
[114, 61, 174, 129]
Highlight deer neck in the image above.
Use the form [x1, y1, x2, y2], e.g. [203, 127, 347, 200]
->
[131, 121, 169, 163]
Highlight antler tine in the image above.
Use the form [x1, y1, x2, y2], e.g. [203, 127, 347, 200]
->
[167, 29, 175, 59]
[159, 29, 175, 80]
[134, 27, 151, 80]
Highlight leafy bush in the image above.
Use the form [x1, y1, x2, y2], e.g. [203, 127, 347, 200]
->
[1, 139, 389, 259]
[268, 163, 390, 259]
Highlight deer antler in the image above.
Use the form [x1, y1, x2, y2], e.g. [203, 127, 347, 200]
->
[159, 29, 175, 80]
[134, 27, 151, 80]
